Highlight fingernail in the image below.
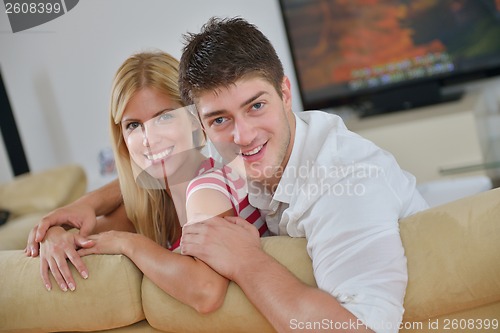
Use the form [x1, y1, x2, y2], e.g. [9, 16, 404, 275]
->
[82, 271, 88, 279]
[61, 284, 68, 292]
[31, 248, 35, 256]
[68, 283, 75, 291]
[45, 284, 51, 291]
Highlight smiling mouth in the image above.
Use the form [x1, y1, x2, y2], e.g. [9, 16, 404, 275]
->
[145, 147, 173, 161]
[241, 143, 265, 157]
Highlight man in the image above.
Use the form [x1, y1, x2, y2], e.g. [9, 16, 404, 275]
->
[177, 17, 428, 333]
[29, 17, 428, 333]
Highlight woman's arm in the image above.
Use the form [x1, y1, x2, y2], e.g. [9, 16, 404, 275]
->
[26, 179, 127, 257]
[78, 189, 234, 313]
[79, 230, 229, 314]
[93, 201, 136, 234]
[33, 179, 123, 244]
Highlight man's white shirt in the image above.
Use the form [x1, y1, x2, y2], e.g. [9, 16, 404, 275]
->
[249, 111, 429, 333]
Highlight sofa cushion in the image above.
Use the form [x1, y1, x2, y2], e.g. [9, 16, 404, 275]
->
[401, 187, 500, 321]
[142, 236, 316, 333]
[400, 301, 500, 333]
[0, 212, 45, 250]
[0, 164, 87, 218]
[0, 251, 145, 332]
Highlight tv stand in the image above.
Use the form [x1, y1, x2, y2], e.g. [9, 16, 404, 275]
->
[356, 81, 465, 118]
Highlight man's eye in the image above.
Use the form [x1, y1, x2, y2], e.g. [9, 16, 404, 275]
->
[252, 102, 263, 110]
[213, 117, 227, 126]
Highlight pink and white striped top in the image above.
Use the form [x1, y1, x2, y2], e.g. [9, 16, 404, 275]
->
[186, 158, 268, 237]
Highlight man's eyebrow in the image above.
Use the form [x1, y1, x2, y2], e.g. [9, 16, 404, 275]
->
[240, 91, 266, 108]
[202, 91, 267, 120]
[202, 110, 226, 120]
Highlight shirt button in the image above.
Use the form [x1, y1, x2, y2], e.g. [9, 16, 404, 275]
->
[337, 294, 356, 303]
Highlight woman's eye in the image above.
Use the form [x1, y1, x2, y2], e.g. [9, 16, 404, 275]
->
[158, 113, 174, 121]
[126, 122, 140, 131]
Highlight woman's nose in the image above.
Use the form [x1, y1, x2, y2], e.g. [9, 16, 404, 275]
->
[141, 123, 159, 148]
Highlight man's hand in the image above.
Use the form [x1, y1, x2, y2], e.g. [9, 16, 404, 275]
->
[180, 216, 260, 280]
[25, 202, 97, 257]
[39, 226, 94, 291]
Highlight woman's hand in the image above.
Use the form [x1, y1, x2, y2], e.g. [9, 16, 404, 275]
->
[77, 230, 131, 256]
[25, 202, 98, 257]
[39, 226, 94, 291]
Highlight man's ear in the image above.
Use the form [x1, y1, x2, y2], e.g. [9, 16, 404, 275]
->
[281, 76, 292, 111]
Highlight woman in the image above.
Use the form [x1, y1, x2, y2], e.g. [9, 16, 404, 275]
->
[31, 51, 267, 313]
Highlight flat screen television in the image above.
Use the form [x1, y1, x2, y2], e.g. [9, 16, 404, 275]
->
[279, 0, 500, 117]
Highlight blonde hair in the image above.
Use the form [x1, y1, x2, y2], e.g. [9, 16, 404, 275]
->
[110, 51, 185, 247]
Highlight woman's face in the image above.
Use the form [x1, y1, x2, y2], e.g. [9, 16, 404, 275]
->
[121, 87, 198, 180]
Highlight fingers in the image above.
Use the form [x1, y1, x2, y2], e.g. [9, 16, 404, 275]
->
[79, 219, 96, 238]
[35, 217, 52, 243]
[66, 248, 89, 280]
[38, 231, 92, 291]
[77, 248, 95, 257]
[42, 250, 82, 292]
[76, 234, 100, 257]
[40, 257, 52, 291]
[224, 216, 250, 228]
[35, 211, 83, 242]
[224, 216, 260, 237]
[180, 224, 205, 257]
[25, 225, 40, 257]
[180, 240, 203, 258]
[74, 234, 94, 249]
[45, 256, 70, 291]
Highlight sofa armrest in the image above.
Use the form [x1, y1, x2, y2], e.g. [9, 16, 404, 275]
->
[0, 251, 144, 332]
[401, 187, 500, 321]
[142, 236, 316, 333]
[0, 164, 87, 217]
[142, 188, 500, 332]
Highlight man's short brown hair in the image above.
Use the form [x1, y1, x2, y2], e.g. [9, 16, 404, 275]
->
[179, 17, 285, 105]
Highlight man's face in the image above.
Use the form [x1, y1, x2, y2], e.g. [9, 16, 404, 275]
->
[196, 76, 295, 187]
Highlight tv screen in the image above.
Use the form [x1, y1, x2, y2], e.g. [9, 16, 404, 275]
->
[279, 0, 500, 116]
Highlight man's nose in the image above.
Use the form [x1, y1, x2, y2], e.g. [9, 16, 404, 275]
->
[233, 118, 256, 147]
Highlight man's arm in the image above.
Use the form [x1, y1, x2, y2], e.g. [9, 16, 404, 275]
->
[181, 217, 373, 333]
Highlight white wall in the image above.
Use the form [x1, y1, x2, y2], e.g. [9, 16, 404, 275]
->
[1, 1, 498, 189]
[0, 0, 302, 189]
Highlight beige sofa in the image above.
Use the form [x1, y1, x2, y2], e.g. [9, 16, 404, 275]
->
[1, 166, 499, 332]
[0, 164, 87, 251]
